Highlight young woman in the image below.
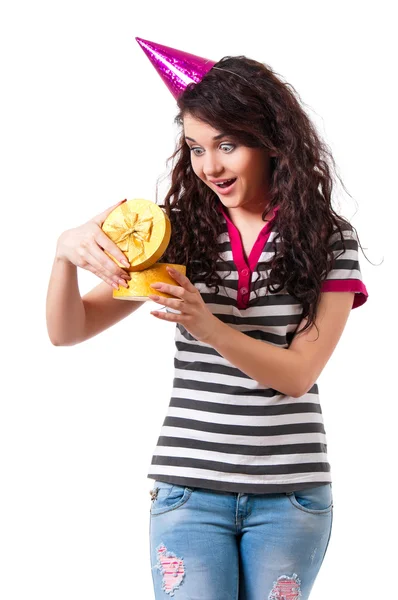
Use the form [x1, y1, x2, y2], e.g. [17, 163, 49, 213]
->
[47, 53, 368, 600]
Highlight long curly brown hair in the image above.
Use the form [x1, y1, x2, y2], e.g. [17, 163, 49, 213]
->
[158, 55, 364, 336]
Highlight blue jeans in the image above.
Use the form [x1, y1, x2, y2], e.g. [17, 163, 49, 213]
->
[149, 480, 333, 600]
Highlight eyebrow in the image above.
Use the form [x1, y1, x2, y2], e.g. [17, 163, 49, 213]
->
[185, 133, 230, 143]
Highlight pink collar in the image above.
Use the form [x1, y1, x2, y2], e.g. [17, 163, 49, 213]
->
[216, 201, 279, 310]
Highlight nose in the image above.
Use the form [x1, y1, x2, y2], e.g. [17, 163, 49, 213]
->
[202, 151, 224, 178]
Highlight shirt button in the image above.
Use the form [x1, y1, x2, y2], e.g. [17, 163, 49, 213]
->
[241, 269, 249, 276]
[241, 287, 248, 295]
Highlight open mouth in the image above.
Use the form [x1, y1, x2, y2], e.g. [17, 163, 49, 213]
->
[214, 178, 237, 190]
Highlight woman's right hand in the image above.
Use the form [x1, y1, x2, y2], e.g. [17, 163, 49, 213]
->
[56, 199, 132, 290]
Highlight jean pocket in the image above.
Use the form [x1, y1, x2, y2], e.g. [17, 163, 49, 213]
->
[287, 484, 333, 515]
[150, 480, 193, 516]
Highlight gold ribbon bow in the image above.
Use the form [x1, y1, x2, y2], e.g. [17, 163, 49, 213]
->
[105, 204, 153, 264]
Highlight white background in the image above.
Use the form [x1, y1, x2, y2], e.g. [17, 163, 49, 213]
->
[0, 1, 394, 598]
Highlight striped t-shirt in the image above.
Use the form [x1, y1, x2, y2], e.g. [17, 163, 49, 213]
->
[148, 203, 368, 494]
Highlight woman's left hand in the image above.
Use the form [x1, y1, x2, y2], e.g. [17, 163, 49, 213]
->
[148, 267, 219, 343]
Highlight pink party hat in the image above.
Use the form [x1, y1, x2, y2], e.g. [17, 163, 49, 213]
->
[135, 37, 216, 99]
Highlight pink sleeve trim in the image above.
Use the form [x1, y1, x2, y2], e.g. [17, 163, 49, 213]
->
[320, 279, 368, 308]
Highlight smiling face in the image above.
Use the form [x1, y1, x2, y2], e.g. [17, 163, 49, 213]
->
[183, 113, 274, 217]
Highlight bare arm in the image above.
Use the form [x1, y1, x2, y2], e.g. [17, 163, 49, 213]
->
[46, 255, 86, 346]
[46, 199, 144, 346]
[81, 280, 144, 344]
[205, 291, 354, 397]
[46, 256, 144, 346]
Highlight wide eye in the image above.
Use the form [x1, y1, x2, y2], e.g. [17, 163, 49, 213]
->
[220, 143, 235, 153]
[190, 147, 204, 157]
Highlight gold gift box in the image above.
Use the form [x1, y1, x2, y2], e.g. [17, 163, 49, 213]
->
[101, 198, 171, 271]
[112, 262, 186, 300]
[101, 198, 185, 300]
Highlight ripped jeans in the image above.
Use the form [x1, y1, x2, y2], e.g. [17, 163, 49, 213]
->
[149, 480, 333, 600]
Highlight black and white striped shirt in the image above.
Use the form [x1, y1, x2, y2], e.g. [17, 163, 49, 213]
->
[148, 203, 368, 493]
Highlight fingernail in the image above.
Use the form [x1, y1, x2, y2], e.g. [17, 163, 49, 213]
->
[122, 259, 130, 267]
